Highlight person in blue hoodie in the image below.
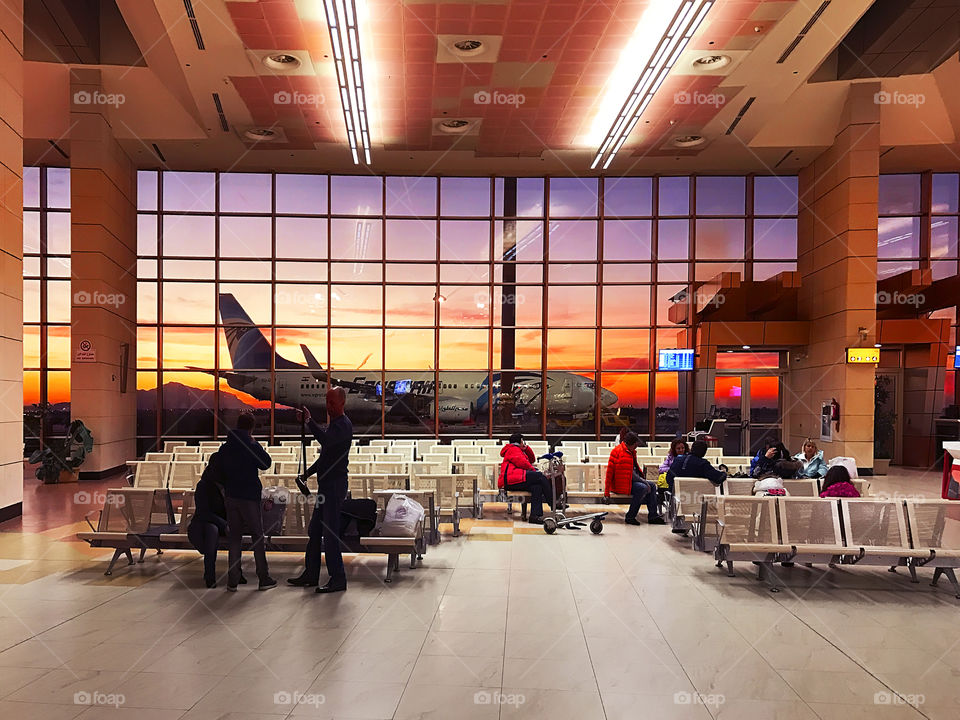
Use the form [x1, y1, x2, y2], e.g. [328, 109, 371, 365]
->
[793, 439, 828, 479]
[221, 413, 276, 592]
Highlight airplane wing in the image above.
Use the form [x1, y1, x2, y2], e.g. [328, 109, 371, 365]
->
[188, 367, 262, 390]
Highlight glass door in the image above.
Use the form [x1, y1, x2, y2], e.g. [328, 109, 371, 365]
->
[714, 374, 783, 456]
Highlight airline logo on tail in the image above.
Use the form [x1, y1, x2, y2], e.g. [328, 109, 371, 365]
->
[218, 293, 302, 370]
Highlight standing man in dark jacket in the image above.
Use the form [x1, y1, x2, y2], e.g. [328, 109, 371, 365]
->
[222, 413, 277, 591]
[289, 386, 353, 594]
[187, 453, 246, 588]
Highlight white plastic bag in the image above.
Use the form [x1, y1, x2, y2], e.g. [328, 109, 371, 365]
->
[379, 494, 424, 537]
[826, 456, 858, 479]
[753, 477, 784, 495]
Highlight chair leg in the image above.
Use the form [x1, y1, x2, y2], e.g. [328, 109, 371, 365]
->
[125, 548, 135, 565]
[908, 563, 919, 584]
[385, 554, 396, 583]
[932, 567, 960, 599]
[453, 510, 460, 538]
[410, 553, 416, 569]
[726, 560, 734, 577]
[105, 548, 124, 576]
[521, 501, 528, 521]
[137, 547, 146, 563]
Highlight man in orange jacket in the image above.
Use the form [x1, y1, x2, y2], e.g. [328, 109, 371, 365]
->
[605, 431, 665, 525]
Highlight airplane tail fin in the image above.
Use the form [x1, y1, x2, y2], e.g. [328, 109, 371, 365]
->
[218, 293, 301, 370]
[300, 344, 326, 380]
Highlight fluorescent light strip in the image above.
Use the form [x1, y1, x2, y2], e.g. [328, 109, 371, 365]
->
[591, 0, 714, 170]
[323, 0, 371, 164]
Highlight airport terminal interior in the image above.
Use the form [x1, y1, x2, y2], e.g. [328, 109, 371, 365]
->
[4, 0, 960, 718]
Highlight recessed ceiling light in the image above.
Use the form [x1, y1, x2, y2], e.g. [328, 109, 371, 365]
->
[742, 345, 751, 350]
[451, 39, 484, 57]
[262, 53, 301, 71]
[692, 54, 730, 69]
[438, 119, 472, 134]
[244, 128, 277, 141]
[673, 135, 705, 147]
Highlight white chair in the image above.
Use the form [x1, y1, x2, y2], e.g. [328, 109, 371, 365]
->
[705, 448, 723, 458]
[132, 461, 169, 489]
[451, 439, 475, 448]
[162, 441, 187, 453]
[168, 461, 203, 490]
[379, 453, 404, 463]
[455, 446, 484, 461]
[369, 462, 407, 475]
[358, 446, 379, 456]
[145, 452, 173, 463]
[370, 439, 392, 450]
[420, 453, 453, 473]
[557, 446, 582, 464]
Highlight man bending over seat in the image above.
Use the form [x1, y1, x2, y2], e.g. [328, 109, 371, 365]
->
[665, 440, 727, 494]
[498, 433, 554, 525]
[605, 431, 665, 525]
[222, 413, 277, 592]
[189, 452, 245, 589]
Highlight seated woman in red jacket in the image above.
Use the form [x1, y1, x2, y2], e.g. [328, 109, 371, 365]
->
[605, 431, 666, 525]
[498, 433, 554, 524]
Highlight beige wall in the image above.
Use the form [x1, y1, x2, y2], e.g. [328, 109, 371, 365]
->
[70, 69, 137, 475]
[788, 82, 880, 469]
[0, 1, 23, 515]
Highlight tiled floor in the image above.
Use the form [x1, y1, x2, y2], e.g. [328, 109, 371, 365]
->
[0, 466, 958, 719]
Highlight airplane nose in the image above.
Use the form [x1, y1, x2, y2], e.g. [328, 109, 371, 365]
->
[601, 389, 618, 407]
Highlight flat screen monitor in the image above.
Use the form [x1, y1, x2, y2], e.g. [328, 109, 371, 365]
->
[658, 348, 695, 371]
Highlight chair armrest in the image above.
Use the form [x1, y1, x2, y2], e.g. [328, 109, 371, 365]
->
[84, 509, 101, 532]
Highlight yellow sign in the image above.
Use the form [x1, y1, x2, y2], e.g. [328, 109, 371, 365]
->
[847, 347, 880, 364]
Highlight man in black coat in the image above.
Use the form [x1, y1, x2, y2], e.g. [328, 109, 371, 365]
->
[221, 413, 277, 591]
[288, 386, 353, 594]
[188, 455, 234, 588]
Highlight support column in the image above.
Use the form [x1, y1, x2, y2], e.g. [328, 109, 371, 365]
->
[69, 69, 137, 476]
[0, 1, 23, 518]
[791, 82, 880, 471]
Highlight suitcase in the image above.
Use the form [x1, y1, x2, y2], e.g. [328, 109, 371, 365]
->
[261, 486, 290, 535]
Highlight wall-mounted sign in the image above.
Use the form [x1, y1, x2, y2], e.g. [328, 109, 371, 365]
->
[846, 347, 880, 364]
[75, 339, 96, 363]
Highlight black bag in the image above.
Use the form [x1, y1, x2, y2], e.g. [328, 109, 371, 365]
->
[341, 498, 377, 538]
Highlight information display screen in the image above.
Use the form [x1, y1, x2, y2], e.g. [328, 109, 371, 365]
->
[658, 349, 695, 371]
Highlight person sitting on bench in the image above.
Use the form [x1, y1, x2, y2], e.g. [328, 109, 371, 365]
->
[819, 465, 860, 498]
[498, 433, 554, 525]
[188, 453, 244, 589]
[665, 440, 726, 495]
[605, 431, 665, 525]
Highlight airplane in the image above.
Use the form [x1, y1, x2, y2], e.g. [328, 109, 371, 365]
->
[214, 293, 618, 425]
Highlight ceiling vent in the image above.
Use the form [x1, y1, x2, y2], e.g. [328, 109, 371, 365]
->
[777, 1, 830, 64]
[182, 0, 205, 51]
[432, 118, 482, 136]
[246, 49, 315, 76]
[725, 96, 756, 135]
[238, 126, 288, 144]
[673, 135, 706, 148]
[212, 93, 229, 132]
[437, 35, 502, 63]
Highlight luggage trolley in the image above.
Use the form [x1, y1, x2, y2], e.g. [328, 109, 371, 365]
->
[537, 452, 607, 535]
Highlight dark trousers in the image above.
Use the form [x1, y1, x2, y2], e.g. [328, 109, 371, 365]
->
[225, 497, 270, 587]
[506, 470, 554, 520]
[187, 520, 220, 584]
[304, 488, 346, 583]
[627, 480, 659, 521]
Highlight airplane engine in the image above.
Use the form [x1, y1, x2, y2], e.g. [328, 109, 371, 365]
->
[438, 402, 473, 423]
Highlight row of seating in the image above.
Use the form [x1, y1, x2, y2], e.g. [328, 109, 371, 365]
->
[76, 487, 427, 582]
[711, 495, 960, 598]
[668, 477, 872, 547]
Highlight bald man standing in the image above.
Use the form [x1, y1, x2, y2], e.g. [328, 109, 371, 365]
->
[289, 387, 353, 593]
